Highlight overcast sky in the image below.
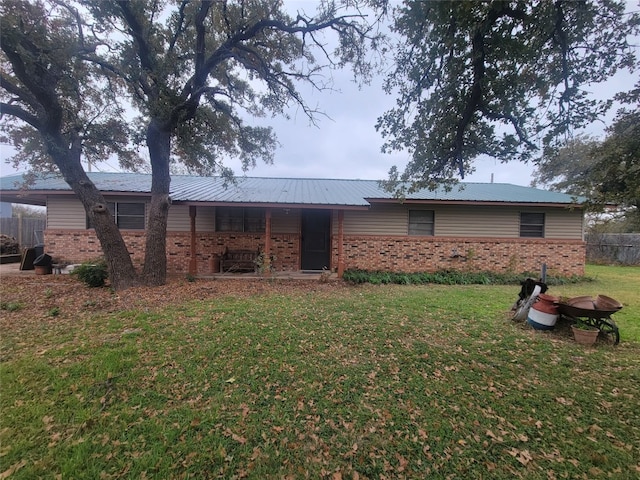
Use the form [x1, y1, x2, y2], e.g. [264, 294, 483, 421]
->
[223, 0, 640, 187]
[224, 57, 637, 187]
[1, 0, 638, 188]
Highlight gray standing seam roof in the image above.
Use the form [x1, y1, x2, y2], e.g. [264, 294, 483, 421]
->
[0, 172, 584, 206]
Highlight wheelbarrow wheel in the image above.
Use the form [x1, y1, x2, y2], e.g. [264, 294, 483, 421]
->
[597, 318, 620, 345]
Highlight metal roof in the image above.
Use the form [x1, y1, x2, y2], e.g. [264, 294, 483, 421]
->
[0, 172, 584, 207]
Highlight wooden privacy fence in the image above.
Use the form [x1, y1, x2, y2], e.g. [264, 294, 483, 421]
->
[0, 217, 46, 248]
[586, 233, 640, 265]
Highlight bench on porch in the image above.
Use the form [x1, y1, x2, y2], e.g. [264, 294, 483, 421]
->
[219, 247, 260, 273]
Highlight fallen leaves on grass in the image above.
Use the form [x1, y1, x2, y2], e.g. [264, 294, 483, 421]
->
[3, 273, 640, 479]
[0, 275, 350, 331]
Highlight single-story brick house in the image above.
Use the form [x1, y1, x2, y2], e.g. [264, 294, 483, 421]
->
[0, 172, 586, 276]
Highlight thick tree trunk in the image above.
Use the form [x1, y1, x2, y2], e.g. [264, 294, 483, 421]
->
[49, 138, 141, 291]
[143, 120, 171, 286]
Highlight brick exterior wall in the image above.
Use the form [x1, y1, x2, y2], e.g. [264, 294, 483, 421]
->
[332, 235, 585, 277]
[44, 230, 300, 275]
[45, 229, 148, 270]
[45, 229, 585, 277]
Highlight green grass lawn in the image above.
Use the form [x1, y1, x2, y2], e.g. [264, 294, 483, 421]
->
[1, 265, 638, 479]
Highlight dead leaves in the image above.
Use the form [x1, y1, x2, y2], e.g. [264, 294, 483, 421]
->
[3, 277, 640, 479]
[0, 276, 350, 334]
[0, 460, 27, 480]
[507, 447, 534, 466]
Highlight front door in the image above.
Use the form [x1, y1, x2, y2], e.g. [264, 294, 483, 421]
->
[301, 209, 331, 271]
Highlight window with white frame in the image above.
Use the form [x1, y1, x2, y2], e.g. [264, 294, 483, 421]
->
[408, 209, 435, 236]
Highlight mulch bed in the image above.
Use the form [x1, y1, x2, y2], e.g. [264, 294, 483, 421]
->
[0, 275, 349, 331]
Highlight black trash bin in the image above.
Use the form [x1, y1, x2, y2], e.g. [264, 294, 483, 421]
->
[33, 253, 53, 275]
[33, 253, 52, 267]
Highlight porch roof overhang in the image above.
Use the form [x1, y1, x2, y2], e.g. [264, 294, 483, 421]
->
[0, 189, 51, 206]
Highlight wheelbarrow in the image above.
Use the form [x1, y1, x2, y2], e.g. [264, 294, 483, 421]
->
[557, 295, 622, 345]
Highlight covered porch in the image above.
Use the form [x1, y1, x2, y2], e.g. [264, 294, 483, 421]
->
[183, 204, 352, 277]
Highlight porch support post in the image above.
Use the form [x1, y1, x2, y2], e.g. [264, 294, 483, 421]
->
[189, 205, 197, 275]
[265, 208, 272, 269]
[337, 209, 345, 277]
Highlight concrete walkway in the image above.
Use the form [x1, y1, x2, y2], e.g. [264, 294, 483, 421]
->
[0, 262, 34, 277]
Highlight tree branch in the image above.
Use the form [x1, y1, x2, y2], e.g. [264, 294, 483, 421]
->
[190, 0, 214, 97]
[0, 102, 43, 129]
[168, 1, 190, 53]
[0, 73, 41, 113]
[115, 0, 156, 98]
[481, 106, 537, 151]
[553, 0, 571, 111]
[452, 2, 529, 176]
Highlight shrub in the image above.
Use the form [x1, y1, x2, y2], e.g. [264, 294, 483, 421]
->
[71, 259, 109, 287]
[342, 269, 591, 286]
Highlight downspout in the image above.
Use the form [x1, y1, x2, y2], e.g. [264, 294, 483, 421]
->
[189, 205, 197, 275]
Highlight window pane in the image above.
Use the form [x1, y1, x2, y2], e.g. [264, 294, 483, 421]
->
[409, 210, 434, 236]
[520, 213, 544, 238]
[216, 207, 243, 232]
[115, 203, 145, 229]
[117, 203, 144, 216]
[216, 207, 265, 232]
[244, 207, 265, 232]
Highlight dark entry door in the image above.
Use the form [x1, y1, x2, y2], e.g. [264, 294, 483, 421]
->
[301, 209, 331, 271]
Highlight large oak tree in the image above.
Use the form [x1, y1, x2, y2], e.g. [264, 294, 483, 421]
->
[377, 0, 640, 192]
[1, 0, 142, 290]
[1, 0, 379, 288]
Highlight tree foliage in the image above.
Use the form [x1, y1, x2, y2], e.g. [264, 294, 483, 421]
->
[0, 0, 142, 290]
[530, 134, 600, 196]
[0, 1, 140, 172]
[377, 0, 640, 192]
[532, 104, 640, 231]
[1, 0, 380, 288]
[588, 107, 640, 231]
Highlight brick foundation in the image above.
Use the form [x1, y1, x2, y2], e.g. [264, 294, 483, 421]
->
[44, 229, 585, 277]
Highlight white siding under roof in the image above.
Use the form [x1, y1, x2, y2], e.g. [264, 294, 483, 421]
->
[167, 205, 216, 232]
[435, 205, 515, 237]
[47, 197, 87, 229]
[545, 208, 584, 239]
[339, 203, 584, 239]
[342, 204, 407, 235]
[272, 208, 299, 234]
